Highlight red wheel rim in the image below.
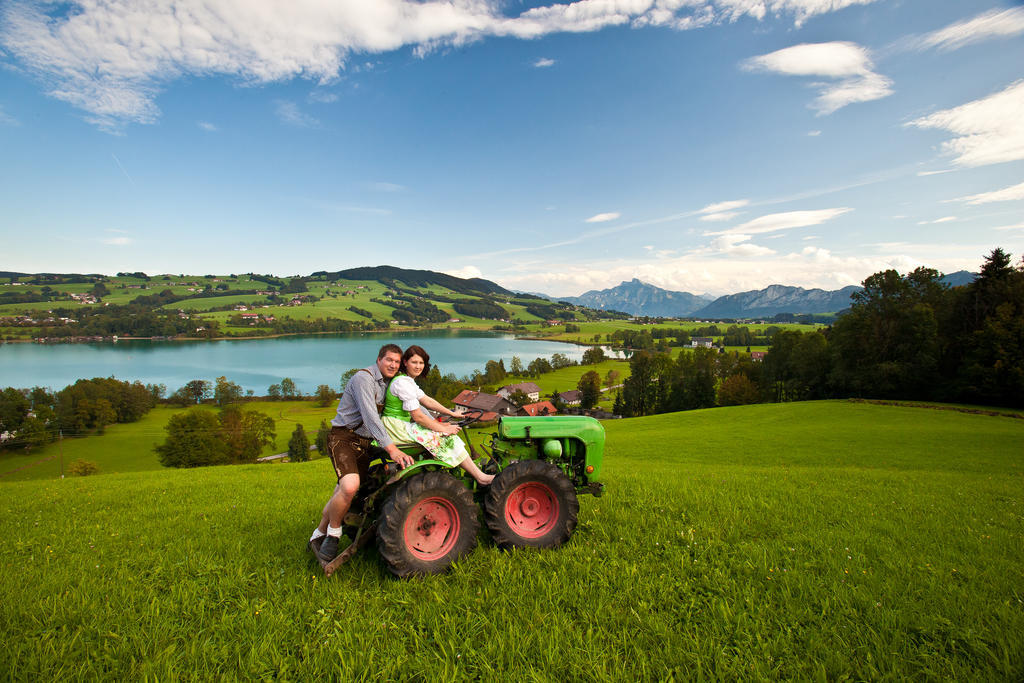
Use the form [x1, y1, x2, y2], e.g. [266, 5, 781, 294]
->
[504, 482, 559, 539]
[403, 496, 460, 561]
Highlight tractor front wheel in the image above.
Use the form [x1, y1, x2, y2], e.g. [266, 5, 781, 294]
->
[376, 471, 479, 578]
[484, 460, 579, 550]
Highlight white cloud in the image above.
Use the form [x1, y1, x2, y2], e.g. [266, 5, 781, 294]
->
[445, 265, 482, 279]
[0, 104, 19, 126]
[708, 233, 777, 256]
[533, 57, 555, 68]
[492, 241, 978, 298]
[807, 130, 821, 136]
[742, 42, 893, 114]
[0, 0, 883, 129]
[917, 169, 955, 176]
[914, 8, 1024, 52]
[917, 216, 957, 225]
[308, 90, 339, 103]
[699, 199, 748, 214]
[585, 212, 621, 223]
[708, 207, 852, 236]
[714, 0, 879, 28]
[700, 211, 740, 222]
[275, 100, 319, 128]
[953, 180, 1024, 205]
[993, 222, 1024, 231]
[103, 236, 133, 246]
[365, 181, 406, 192]
[907, 80, 1024, 167]
[197, 121, 217, 132]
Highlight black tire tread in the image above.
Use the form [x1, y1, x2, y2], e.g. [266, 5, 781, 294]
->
[484, 460, 579, 550]
[377, 471, 479, 578]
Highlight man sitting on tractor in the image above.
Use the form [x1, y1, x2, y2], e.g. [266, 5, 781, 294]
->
[311, 343, 414, 563]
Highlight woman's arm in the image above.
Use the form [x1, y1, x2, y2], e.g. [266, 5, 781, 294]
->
[419, 395, 458, 418]
[410, 407, 460, 435]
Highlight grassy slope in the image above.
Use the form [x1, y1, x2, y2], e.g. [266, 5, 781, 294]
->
[1, 401, 1021, 680]
[0, 402, 338, 481]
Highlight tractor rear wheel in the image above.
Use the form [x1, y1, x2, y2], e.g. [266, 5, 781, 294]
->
[484, 460, 579, 549]
[376, 471, 479, 578]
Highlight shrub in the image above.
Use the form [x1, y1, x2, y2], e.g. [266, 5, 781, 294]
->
[68, 459, 99, 476]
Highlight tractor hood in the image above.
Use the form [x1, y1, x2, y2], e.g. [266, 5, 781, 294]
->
[497, 415, 605, 456]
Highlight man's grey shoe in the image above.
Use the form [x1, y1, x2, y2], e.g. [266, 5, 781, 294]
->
[317, 535, 340, 563]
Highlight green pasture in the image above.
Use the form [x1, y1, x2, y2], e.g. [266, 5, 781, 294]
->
[158, 294, 274, 312]
[1, 401, 1021, 680]
[502, 359, 630, 409]
[0, 402, 338, 482]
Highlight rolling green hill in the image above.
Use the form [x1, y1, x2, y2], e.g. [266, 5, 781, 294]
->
[1, 401, 1021, 679]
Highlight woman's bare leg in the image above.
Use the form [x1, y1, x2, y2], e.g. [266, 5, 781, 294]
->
[457, 455, 494, 485]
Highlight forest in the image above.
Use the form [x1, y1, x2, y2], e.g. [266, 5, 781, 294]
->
[614, 249, 1024, 415]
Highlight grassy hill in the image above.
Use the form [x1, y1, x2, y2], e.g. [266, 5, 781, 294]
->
[1, 401, 1021, 679]
[2, 270, 822, 344]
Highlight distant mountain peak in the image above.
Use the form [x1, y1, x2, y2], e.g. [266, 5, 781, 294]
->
[561, 280, 709, 317]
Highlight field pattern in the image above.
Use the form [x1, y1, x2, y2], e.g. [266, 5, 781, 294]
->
[1, 401, 1022, 679]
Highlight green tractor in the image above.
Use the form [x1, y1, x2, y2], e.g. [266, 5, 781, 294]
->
[311, 413, 606, 578]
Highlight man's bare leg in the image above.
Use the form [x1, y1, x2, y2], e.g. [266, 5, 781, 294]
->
[316, 473, 360, 561]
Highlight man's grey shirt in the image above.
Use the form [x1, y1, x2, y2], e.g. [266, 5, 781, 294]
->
[331, 364, 393, 448]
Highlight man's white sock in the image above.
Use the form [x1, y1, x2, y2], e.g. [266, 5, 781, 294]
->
[326, 525, 343, 538]
[310, 528, 325, 542]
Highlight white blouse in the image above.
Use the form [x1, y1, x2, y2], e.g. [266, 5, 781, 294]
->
[390, 375, 426, 412]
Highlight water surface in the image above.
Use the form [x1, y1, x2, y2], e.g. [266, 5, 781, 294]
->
[0, 330, 591, 394]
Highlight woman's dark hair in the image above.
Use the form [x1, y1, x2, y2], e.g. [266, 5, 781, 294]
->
[401, 345, 431, 376]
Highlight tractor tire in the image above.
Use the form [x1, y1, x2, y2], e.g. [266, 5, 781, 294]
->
[376, 471, 479, 578]
[484, 460, 579, 550]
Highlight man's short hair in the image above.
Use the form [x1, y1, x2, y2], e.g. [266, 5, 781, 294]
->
[378, 343, 402, 360]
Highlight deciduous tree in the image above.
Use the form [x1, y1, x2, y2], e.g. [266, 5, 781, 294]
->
[577, 371, 601, 410]
[315, 384, 335, 407]
[156, 409, 228, 468]
[214, 376, 243, 406]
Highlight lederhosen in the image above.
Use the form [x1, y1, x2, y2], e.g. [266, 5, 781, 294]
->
[327, 368, 386, 482]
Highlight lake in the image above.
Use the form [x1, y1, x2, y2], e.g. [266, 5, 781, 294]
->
[0, 330, 599, 394]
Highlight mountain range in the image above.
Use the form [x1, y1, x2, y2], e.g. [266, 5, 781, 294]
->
[554, 272, 977, 319]
[308, 265, 977, 319]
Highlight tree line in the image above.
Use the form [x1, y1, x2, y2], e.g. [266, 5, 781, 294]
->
[0, 377, 160, 452]
[613, 249, 1024, 416]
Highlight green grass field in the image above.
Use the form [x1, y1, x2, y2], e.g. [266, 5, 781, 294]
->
[1, 400, 1021, 679]
[0, 402, 338, 482]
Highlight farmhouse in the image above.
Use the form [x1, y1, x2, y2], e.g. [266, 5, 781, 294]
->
[751, 351, 766, 361]
[691, 337, 714, 348]
[497, 382, 540, 403]
[520, 400, 557, 416]
[557, 390, 582, 406]
[451, 390, 518, 420]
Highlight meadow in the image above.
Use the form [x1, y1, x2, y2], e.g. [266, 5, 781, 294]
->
[1, 401, 1021, 680]
[0, 402, 334, 482]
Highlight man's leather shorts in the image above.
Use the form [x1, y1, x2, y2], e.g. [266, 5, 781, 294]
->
[327, 426, 371, 481]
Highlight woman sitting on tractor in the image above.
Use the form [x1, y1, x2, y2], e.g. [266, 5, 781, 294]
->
[381, 345, 494, 486]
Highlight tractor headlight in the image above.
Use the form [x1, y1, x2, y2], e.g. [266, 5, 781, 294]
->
[542, 439, 563, 458]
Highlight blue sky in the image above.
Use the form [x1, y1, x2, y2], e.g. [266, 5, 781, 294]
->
[1, 0, 1022, 297]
